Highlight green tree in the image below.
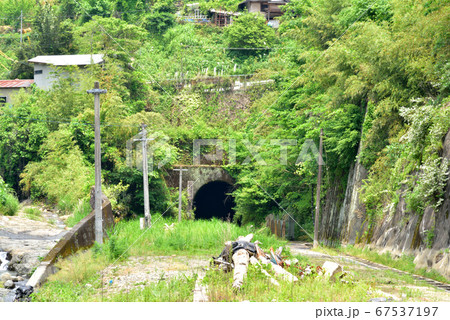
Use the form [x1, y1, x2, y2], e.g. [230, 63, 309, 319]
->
[141, 2, 176, 35]
[20, 127, 94, 211]
[79, 0, 113, 22]
[225, 12, 276, 57]
[74, 16, 147, 58]
[0, 0, 36, 28]
[0, 90, 50, 194]
[9, 5, 76, 79]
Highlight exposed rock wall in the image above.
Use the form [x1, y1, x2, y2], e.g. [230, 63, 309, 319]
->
[320, 145, 368, 245]
[320, 171, 347, 245]
[320, 130, 450, 279]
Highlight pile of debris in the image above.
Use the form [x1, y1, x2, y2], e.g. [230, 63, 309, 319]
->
[212, 234, 347, 289]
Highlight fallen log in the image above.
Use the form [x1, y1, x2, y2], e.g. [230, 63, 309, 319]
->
[259, 255, 298, 282]
[232, 249, 250, 289]
[249, 256, 280, 286]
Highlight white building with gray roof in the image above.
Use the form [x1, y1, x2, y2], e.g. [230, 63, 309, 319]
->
[28, 54, 104, 90]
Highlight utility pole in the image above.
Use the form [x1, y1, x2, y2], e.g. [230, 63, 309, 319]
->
[87, 82, 107, 244]
[142, 124, 150, 228]
[314, 128, 323, 249]
[134, 124, 154, 229]
[187, 180, 194, 219]
[20, 10, 23, 44]
[173, 167, 188, 222]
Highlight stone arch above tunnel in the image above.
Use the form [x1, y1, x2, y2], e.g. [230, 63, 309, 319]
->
[166, 166, 234, 197]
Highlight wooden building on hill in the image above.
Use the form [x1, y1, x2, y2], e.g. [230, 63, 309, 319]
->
[238, 0, 289, 27]
[210, 9, 240, 27]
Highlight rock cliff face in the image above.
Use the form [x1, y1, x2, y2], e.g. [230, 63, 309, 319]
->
[320, 130, 450, 279]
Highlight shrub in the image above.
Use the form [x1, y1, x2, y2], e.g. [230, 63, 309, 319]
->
[20, 127, 94, 213]
[0, 177, 19, 216]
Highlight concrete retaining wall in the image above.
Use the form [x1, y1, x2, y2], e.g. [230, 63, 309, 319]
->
[27, 201, 114, 288]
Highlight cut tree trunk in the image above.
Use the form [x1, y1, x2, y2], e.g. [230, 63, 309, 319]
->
[232, 249, 250, 289]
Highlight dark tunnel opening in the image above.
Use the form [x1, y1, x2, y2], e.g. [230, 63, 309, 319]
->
[193, 181, 235, 221]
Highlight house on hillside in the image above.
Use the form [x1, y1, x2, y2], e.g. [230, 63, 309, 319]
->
[210, 9, 240, 27]
[238, 0, 289, 27]
[180, 3, 211, 24]
[0, 79, 34, 105]
[182, 0, 288, 27]
[28, 54, 104, 90]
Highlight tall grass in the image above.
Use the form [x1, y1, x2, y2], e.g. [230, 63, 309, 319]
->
[0, 177, 19, 216]
[113, 215, 287, 256]
[0, 193, 19, 216]
[33, 218, 288, 302]
[32, 250, 108, 302]
[34, 273, 196, 302]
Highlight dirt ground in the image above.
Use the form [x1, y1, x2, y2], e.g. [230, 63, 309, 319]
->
[97, 255, 210, 296]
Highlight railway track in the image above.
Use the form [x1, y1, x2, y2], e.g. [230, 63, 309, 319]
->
[340, 254, 450, 293]
[288, 242, 450, 293]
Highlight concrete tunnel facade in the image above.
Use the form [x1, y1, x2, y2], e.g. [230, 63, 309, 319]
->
[165, 166, 235, 220]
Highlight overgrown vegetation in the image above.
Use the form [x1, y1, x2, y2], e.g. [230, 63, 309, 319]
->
[32, 217, 284, 301]
[112, 215, 285, 256]
[0, 0, 448, 244]
[24, 206, 43, 221]
[0, 176, 19, 216]
[204, 264, 371, 302]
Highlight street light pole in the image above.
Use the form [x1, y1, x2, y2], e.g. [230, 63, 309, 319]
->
[87, 81, 107, 244]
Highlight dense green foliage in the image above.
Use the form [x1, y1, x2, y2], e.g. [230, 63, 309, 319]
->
[225, 12, 276, 56]
[0, 0, 448, 240]
[0, 176, 19, 216]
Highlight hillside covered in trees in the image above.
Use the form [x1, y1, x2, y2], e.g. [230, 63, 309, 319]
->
[0, 0, 449, 262]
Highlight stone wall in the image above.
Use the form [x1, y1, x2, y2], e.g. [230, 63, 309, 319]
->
[165, 166, 234, 198]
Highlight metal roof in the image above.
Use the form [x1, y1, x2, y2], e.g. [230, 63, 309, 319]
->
[0, 79, 34, 88]
[28, 54, 104, 66]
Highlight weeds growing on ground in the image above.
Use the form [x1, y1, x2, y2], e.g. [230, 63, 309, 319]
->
[24, 207, 43, 221]
[32, 217, 286, 302]
[103, 275, 196, 302]
[66, 199, 92, 227]
[204, 263, 372, 302]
